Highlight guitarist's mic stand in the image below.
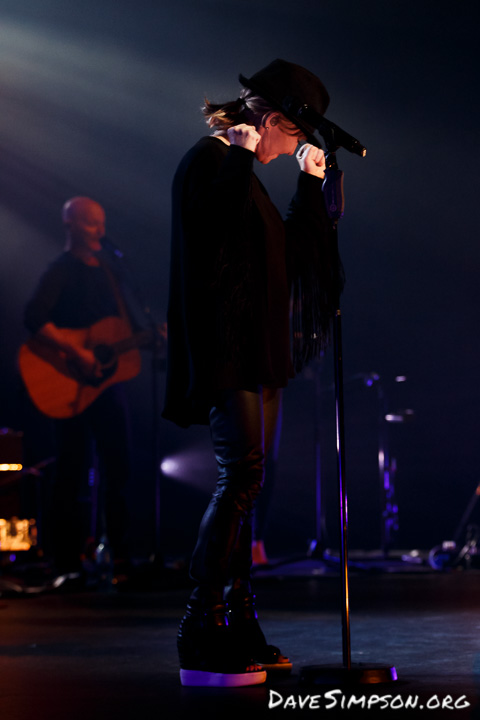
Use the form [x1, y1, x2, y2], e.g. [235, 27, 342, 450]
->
[102, 239, 166, 573]
[295, 118, 397, 687]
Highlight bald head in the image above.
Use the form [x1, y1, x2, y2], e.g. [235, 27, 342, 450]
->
[62, 196, 106, 263]
[62, 196, 105, 225]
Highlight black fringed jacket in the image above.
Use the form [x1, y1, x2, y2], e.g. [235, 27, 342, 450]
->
[162, 136, 339, 428]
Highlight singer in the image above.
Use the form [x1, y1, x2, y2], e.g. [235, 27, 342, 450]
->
[163, 59, 343, 687]
[23, 197, 136, 586]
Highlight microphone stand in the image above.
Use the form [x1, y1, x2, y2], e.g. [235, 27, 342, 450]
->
[300, 131, 397, 686]
[102, 243, 166, 570]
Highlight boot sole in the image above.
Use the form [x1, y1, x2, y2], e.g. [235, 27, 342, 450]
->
[180, 668, 266, 687]
[257, 660, 293, 673]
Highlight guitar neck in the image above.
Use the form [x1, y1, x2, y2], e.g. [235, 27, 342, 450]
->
[112, 328, 152, 355]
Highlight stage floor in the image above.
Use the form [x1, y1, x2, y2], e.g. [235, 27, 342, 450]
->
[0, 557, 479, 718]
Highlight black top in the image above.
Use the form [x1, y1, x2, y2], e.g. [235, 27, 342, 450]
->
[163, 136, 337, 428]
[24, 251, 125, 333]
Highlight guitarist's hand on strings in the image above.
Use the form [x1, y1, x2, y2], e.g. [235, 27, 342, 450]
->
[70, 346, 102, 381]
[37, 321, 101, 382]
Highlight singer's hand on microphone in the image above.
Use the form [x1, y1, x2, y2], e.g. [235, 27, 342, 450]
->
[227, 124, 261, 153]
[296, 144, 326, 178]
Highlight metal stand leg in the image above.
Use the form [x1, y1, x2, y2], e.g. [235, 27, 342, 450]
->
[429, 480, 480, 570]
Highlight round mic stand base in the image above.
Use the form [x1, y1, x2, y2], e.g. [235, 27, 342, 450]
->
[299, 662, 398, 687]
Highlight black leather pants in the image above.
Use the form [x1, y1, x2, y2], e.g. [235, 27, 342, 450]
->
[189, 387, 281, 607]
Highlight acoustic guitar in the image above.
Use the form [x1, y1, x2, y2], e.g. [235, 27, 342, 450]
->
[18, 316, 161, 419]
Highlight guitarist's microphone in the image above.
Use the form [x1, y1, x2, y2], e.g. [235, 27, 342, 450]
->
[101, 235, 124, 259]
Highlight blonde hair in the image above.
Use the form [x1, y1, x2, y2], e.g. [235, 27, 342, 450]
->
[202, 88, 304, 137]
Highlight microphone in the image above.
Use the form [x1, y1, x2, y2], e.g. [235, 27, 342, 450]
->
[284, 98, 367, 157]
[101, 235, 124, 259]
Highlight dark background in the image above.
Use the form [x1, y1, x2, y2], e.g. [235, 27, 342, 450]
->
[1, 0, 478, 561]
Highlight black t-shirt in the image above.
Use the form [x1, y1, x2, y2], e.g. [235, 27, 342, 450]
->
[24, 251, 123, 333]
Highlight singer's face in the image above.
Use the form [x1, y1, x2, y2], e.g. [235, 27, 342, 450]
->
[255, 113, 305, 164]
[68, 200, 106, 254]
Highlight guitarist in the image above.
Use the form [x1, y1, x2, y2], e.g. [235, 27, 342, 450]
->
[24, 196, 135, 586]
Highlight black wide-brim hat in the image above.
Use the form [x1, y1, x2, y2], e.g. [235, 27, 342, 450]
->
[239, 58, 330, 148]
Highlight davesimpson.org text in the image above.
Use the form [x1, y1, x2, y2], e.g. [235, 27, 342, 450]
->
[268, 689, 470, 712]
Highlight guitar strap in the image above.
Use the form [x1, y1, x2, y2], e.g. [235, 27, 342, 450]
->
[99, 259, 132, 326]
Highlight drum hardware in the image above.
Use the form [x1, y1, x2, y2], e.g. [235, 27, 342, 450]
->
[429, 480, 480, 570]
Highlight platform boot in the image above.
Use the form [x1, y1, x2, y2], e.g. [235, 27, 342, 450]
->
[227, 591, 292, 673]
[177, 600, 267, 687]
